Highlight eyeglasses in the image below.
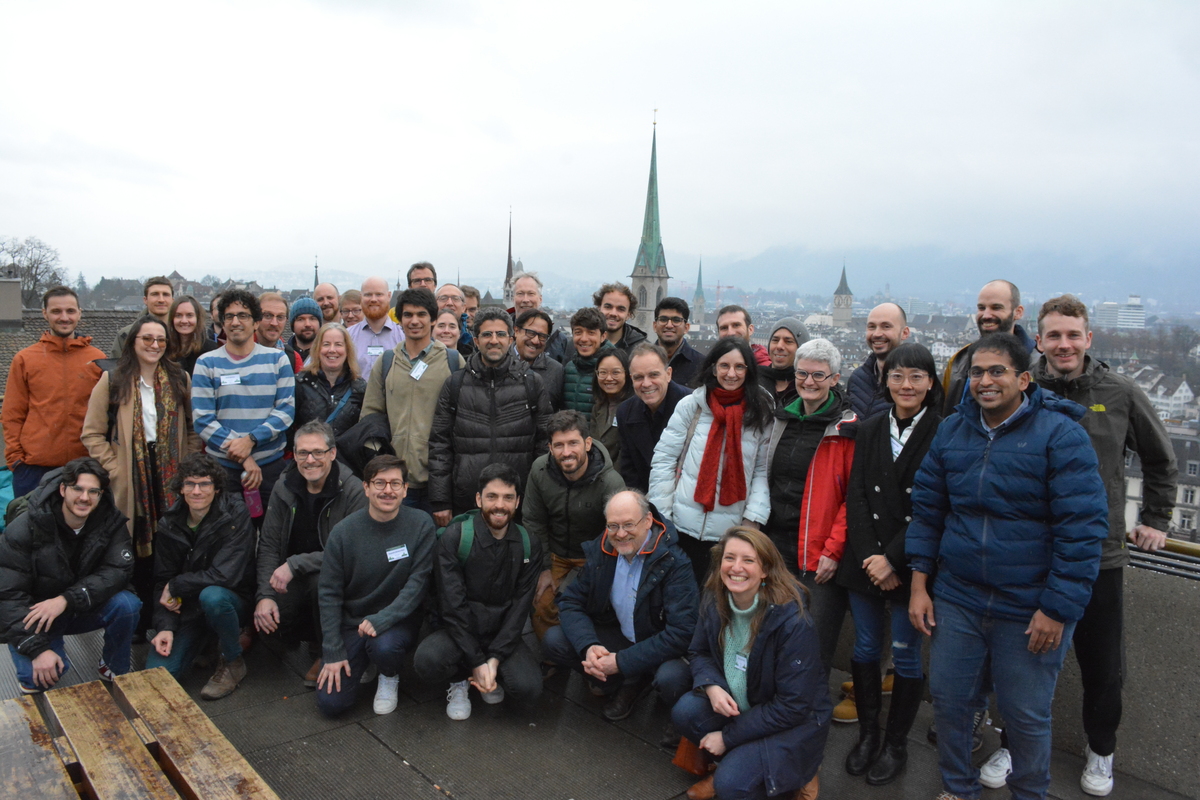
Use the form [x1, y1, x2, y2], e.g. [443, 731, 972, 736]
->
[596, 369, 625, 379]
[370, 479, 406, 491]
[436, 295, 464, 304]
[716, 363, 748, 374]
[136, 335, 168, 348]
[223, 312, 253, 323]
[794, 369, 832, 383]
[655, 315, 686, 326]
[183, 480, 214, 491]
[887, 371, 930, 385]
[520, 327, 549, 342]
[66, 484, 103, 498]
[969, 365, 1019, 380]
[605, 519, 646, 534]
[477, 330, 510, 340]
[260, 313, 288, 323]
[295, 448, 332, 461]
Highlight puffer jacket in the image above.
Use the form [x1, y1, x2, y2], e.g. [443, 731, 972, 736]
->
[561, 343, 613, 418]
[152, 492, 256, 633]
[906, 384, 1107, 623]
[524, 441, 626, 567]
[0, 470, 133, 658]
[293, 370, 366, 439]
[1032, 356, 1177, 569]
[846, 354, 891, 422]
[427, 352, 551, 513]
[647, 386, 772, 542]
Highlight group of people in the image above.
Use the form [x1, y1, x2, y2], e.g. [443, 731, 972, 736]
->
[0, 267, 1179, 800]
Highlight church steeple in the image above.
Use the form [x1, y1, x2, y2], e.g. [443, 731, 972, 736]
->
[692, 259, 706, 325]
[630, 118, 670, 330]
[313, 256, 319, 289]
[503, 209, 515, 308]
[832, 262, 853, 328]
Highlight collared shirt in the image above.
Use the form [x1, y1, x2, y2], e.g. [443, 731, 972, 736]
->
[348, 319, 405, 377]
[981, 395, 1031, 440]
[138, 376, 157, 443]
[611, 552, 646, 643]
[889, 406, 927, 459]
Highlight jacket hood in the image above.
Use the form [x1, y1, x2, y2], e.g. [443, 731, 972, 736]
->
[27, 468, 125, 535]
[467, 349, 523, 380]
[1031, 354, 1108, 394]
[598, 502, 679, 560]
[547, 439, 612, 487]
[38, 330, 95, 349]
[954, 382, 1087, 428]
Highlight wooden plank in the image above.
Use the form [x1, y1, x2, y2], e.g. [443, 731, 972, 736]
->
[114, 668, 280, 800]
[46, 680, 179, 800]
[0, 696, 83, 800]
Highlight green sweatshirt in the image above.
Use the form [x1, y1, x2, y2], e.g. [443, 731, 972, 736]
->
[722, 593, 760, 712]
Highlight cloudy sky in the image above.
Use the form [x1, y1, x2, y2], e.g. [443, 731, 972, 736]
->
[2, 1, 1197, 305]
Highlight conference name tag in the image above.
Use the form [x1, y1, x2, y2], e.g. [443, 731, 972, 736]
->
[386, 545, 409, 562]
[410, 361, 428, 380]
[220, 374, 241, 386]
[735, 654, 748, 672]
[367, 345, 385, 357]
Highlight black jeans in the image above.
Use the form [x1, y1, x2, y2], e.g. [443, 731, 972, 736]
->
[274, 571, 322, 648]
[676, 532, 717, 589]
[412, 628, 543, 707]
[797, 572, 848, 676]
[1073, 567, 1124, 756]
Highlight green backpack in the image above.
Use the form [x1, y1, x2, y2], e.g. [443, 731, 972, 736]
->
[439, 511, 531, 565]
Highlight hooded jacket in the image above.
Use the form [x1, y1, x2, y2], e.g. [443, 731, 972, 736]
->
[524, 441, 626, 567]
[1032, 356, 1177, 569]
[906, 385, 1108, 623]
[556, 509, 699, 679]
[846, 353, 892, 422]
[3, 332, 104, 469]
[0, 469, 133, 658]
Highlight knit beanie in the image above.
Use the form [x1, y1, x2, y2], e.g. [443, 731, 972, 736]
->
[289, 297, 322, 326]
[769, 316, 810, 346]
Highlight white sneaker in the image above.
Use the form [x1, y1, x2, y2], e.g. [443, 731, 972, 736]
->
[373, 674, 400, 715]
[481, 683, 505, 705]
[1081, 746, 1114, 796]
[446, 680, 471, 720]
[979, 747, 1012, 789]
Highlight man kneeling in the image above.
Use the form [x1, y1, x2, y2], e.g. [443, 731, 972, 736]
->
[414, 464, 544, 719]
[147, 453, 256, 700]
[543, 489, 698, 721]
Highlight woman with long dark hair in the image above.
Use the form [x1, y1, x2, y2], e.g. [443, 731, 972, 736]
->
[82, 314, 200, 636]
[169, 295, 219, 374]
[590, 347, 633, 467]
[836, 342, 942, 785]
[672, 527, 830, 800]
[649, 338, 774, 586]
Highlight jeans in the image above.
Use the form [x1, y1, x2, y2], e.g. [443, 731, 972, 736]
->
[797, 572, 848, 675]
[930, 598, 1075, 800]
[412, 628, 543, 707]
[541, 623, 691, 707]
[145, 586, 248, 679]
[9, 590, 141, 690]
[1074, 567, 1123, 756]
[847, 589, 924, 678]
[11, 462, 53, 499]
[402, 485, 434, 515]
[316, 620, 419, 717]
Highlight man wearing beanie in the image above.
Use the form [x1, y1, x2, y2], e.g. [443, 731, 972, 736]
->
[287, 297, 322, 371]
[759, 317, 810, 407]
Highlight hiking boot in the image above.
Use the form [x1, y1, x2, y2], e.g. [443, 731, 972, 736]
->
[446, 680, 471, 720]
[1080, 745, 1114, 796]
[303, 658, 322, 689]
[603, 678, 648, 721]
[979, 747, 1012, 789]
[373, 674, 400, 715]
[201, 656, 246, 700]
[480, 684, 505, 705]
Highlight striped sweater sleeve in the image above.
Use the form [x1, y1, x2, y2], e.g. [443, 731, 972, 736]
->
[191, 346, 296, 464]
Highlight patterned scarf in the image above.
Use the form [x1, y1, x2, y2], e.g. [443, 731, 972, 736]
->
[130, 364, 182, 557]
[693, 386, 747, 512]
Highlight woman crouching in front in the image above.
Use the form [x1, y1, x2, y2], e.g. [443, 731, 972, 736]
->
[672, 527, 831, 800]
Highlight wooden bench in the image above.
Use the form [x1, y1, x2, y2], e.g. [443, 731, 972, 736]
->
[0, 667, 279, 800]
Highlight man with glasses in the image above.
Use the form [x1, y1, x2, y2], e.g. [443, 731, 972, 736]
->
[349, 276, 405, 377]
[111, 276, 174, 358]
[428, 308, 551, 526]
[0, 457, 139, 693]
[407, 262, 438, 291]
[192, 289, 296, 520]
[542, 489, 697, 723]
[907, 332, 1106, 800]
[651, 297, 703, 388]
[847, 303, 909, 421]
[254, 421, 367, 687]
[316, 454, 436, 717]
[513, 308, 564, 411]
[435, 283, 475, 357]
[616, 343, 689, 492]
[255, 292, 290, 351]
[507, 272, 570, 363]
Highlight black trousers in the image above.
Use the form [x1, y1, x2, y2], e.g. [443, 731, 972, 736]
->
[274, 571, 322, 648]
[1073, 567, 1124, 756]
[412, 628, 543, 707]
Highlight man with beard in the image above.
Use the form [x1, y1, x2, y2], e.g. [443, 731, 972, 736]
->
[513, 308, 564, 411]
[427, 308, 550, 525]
[509, 271, 570, 363]
[616, 343, 689, 492]
[256, 292, 290, 351]
[942, 280, 1035, 415]
[525, 410, 625, 639]
[349, 276, 405, 377]
[313, 283, 340, 323]
[594, 282, 646, 352]
[413, 464, 544, 719]
[847, 303, 910, 420]
[759, 317, 811, 408]
[651, 297, 703, 388]
[286, 297, 322, 370]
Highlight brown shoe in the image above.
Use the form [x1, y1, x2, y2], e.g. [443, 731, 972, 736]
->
[201, 656, 247, 700]
[238, 625, 255, 654]
[303, 658, 322, 688]
[793, 770, 819, 800]
[602, 678, 649, 721]
[686, 774, 716, 800]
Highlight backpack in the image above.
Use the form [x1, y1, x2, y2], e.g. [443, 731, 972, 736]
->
[379, 346, 463, 383]
[439, 511, 531, 565]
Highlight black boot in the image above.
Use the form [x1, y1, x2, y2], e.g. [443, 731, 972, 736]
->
[844, 660, 883, 775]
[867, 673, 925, 785]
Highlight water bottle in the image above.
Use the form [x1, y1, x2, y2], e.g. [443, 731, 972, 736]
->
[241, 471, 264, 517]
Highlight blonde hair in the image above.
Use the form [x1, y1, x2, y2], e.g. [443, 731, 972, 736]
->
[302, 323, 360, 381]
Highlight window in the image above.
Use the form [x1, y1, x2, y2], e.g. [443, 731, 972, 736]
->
[1184, 487, 1197, 506]
[1188, 461, 1200, 478]
[1181, 511, 1196, 531]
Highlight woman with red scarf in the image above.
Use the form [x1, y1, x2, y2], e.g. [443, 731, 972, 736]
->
[649, 338, 774, 587]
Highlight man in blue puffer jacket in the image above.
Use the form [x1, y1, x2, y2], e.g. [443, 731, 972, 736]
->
[906, 332, 1106, 800]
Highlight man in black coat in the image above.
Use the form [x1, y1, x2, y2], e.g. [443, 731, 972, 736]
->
[0, 457, 139, 693]
[616, 343, 689, 492]
[847, 302, 910, 421]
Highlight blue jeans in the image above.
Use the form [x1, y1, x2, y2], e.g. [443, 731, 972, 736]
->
[11, 462, 53, 499]
[847, 590, 924, 678]
[541, 623, 691, 708]
[930, 598, 1075, 800]
[9, 590, 140, 690]
[316, 620, 419, 717]
[402, 486, 434, 515]
[145, 586, 248, 679]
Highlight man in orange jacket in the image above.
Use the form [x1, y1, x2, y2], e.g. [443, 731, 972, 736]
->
[3, 286, 104, 498]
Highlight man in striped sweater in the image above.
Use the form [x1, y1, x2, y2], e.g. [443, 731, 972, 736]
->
[192, 289, 296, 518]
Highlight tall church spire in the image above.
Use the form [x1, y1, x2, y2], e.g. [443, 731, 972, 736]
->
[692, 258, 706, 324]
[503, 209, 515, 307]
[313, 256, 319, 289]
[630, 119, 669, 330]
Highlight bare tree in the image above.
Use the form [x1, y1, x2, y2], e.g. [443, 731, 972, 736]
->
[1, 236, 66, 307]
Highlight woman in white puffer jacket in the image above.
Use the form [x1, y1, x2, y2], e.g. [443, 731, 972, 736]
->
[648, 338, 774, 585]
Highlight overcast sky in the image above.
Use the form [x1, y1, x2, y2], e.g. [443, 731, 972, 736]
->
[2, 1, 1197, 301]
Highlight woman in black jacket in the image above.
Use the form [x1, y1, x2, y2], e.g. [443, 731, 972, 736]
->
[835, 342, 942, 785]
[293, 324, 366, 439]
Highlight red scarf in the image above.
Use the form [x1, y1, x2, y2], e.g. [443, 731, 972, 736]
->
[693, 387, 748, 512]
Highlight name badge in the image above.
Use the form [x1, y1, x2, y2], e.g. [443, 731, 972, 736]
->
[734, 654, 748, 672]
[386, 545, 409, 562]
[367, 345, 385, 357]
[220, 374, 241, 386]
[410, 361, 428, 380]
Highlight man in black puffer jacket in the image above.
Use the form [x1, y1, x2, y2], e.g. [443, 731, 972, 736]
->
[0, 458, 139, 693]
[428, 308, 551, 525]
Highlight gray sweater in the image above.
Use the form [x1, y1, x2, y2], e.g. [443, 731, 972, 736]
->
[318, 506, 435, 662]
